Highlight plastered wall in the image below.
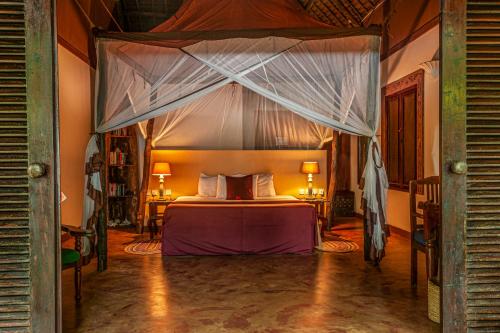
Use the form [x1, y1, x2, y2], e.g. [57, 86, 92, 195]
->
[58, 45, 94, 227]
[149, 150, 327, 198]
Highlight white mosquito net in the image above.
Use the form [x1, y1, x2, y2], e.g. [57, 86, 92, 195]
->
[133, 83, 332, 149]
[93, 0, 387, 260]
[94, 34, 388, 259]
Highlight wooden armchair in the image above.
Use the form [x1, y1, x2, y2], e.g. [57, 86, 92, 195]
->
[61, 224, 95, 304]
[409, 176, 440, 290]
[422, 202, 440, 284]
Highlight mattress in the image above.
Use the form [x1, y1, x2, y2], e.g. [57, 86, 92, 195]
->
[162, 199, 317, 256]
[174, 195, 299, 202]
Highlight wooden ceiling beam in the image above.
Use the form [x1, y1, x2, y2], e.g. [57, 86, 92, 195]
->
[96, 25, 383, 42]
[362, 0, 386, 23]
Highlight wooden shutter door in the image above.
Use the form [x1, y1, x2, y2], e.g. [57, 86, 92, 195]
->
[466, 0, 500, 331]
[442, 0, 500, 331]
[0, 0, 59, 332]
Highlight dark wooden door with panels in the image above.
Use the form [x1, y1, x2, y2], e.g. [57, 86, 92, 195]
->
[442, 0, 500, 332]
[0, 0, 59, 332]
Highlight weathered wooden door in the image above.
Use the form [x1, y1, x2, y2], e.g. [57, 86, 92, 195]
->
[1, 0, 59, 332]
[442, 0, 500, 331]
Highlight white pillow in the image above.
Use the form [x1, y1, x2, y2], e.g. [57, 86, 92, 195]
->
[197, 173, 218, 197]
[216, 174, 258, 199]
[252, 174, 258, 198]
[256, 173, 276, 197]
[216, 175, 227, 199]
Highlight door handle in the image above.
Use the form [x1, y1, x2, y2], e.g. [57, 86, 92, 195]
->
[27, 163, 47, 179]
[450, 161, 467, 175]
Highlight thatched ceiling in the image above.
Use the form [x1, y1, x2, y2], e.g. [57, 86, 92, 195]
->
[116, 0, 182, 32]
[116, 0, 384, 32]
[298, 0, 382, 27]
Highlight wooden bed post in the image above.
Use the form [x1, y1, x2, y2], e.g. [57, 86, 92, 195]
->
[97, 134, 108, 272]
[137, 119, 155, 233]
[326, 132, 339, 230]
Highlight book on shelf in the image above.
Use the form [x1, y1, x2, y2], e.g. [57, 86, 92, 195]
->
[108, 183, 127, 197]
[109, 150, 128, 166]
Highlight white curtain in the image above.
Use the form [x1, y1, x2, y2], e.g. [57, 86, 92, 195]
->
[134, 83, 331, 149]
[81, 135, 102, 256]
[95, 35, 388, 258]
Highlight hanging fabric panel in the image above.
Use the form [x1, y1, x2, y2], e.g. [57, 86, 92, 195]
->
[241, 88, 332, 149]
[150, 84, 244, 149]
[145, 84, 332, 149]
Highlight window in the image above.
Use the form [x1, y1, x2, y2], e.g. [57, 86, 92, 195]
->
[381, 70, 424, 192]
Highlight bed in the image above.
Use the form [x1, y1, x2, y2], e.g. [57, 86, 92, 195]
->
[161, 195, 318, 256]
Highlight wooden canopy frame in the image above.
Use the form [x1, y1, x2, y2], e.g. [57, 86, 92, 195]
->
[95, 26, 382, 45]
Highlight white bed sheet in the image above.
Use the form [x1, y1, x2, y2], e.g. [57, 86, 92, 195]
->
[174, 195, 298, 202]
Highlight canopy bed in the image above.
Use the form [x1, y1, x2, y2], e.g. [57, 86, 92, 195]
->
[93, 0, 388, 261]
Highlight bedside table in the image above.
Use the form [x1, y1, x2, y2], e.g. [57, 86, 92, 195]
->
[147, 200, 173, 239]
[297, 197, 328, 234]
[297, 197, 327, 216]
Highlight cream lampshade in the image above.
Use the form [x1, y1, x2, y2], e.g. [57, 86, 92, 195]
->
[152, 162, 171, 200]
[301, 161, 320, 197]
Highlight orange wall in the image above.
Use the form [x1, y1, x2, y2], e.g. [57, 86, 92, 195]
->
[58, 44, 94, 227]
[149, 150, 327, 198]
[365, 0, 439, 58]
[56, 0, 116, 65]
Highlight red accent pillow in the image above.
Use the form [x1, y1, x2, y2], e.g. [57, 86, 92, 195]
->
[226, 175, 253, 200]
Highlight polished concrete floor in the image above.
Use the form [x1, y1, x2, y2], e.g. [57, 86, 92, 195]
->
[62, 219, 440, 333]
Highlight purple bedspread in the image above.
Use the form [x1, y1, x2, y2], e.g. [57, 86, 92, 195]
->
[162, 202, 317, 255]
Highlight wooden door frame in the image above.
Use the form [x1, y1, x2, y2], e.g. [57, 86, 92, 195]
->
[440, 0, 467, 331]
[21, 1, 472, 332]
[26, 0, 60, 331]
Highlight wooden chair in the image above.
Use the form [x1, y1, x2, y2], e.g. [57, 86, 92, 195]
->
[422, 202, 441, 284]
[147, 201, 172, 239]
[61, 224, 95, 304]
[409, 176, 440, 290]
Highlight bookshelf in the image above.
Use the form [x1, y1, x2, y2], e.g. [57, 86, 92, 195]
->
[104, 126, 139, 230]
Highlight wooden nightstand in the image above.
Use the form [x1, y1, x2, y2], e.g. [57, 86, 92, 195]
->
[297, 197, 327, 216]
[296, 197, 328, 235]
[147, 200, 173, 239]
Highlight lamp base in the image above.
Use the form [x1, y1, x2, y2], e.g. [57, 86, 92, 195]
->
[307, 175, 313, 196]
[158, 177, 165, 200]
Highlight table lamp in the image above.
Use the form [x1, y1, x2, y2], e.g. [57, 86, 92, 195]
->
[301, 161, 320, 197]
[152, 162, 171, 200]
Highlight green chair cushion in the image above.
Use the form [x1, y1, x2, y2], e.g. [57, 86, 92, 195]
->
[62, 248, 80, 265]
[413, 230, 426, 247]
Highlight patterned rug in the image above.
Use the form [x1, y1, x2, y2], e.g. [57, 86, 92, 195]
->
[316, 234, 359, 253]
[124, 236, 358, 255]
[124, 239, 161, 255]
